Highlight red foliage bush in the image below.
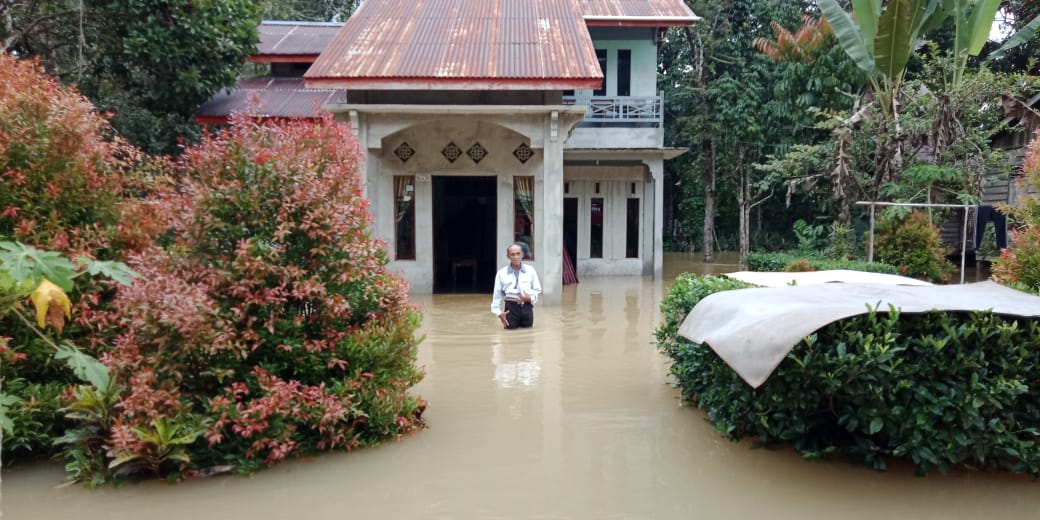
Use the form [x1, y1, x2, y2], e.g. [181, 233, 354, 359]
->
[993, 130, 1040, 293]
[0, 53, 147, 256]
[0, 53, 161, 467]
[103, 114, 425, 476]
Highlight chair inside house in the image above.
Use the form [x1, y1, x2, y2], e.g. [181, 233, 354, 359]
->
[451, 256, 478, 292]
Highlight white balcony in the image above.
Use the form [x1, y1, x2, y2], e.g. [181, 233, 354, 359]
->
[561, 94, 663, 126]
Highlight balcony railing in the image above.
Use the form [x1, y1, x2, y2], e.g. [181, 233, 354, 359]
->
[561, 94, 663, 126]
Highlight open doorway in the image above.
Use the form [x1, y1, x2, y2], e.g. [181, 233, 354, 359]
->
[564, 197, 578, 279]
[433, 176, 497, 293]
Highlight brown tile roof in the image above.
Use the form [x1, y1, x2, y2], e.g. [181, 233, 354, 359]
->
[252, 21, 344, 63]
[305, 0, 696, 90]
[195, 77, 347, 124]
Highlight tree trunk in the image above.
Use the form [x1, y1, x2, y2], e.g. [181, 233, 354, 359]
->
[702, 138, 716, 262]
[737, 171, 751, 262]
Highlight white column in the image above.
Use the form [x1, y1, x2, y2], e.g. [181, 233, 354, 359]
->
[540, 111, 564, 304]
[645, 159, 664, 278]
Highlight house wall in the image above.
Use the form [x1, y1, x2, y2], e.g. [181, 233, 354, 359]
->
[344, 110, 568, 302]
[582, 27, 659, 97]
[564, 162, 659, 276]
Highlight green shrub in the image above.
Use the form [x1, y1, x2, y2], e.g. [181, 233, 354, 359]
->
[0, 53, 152, 466]
[994, 131, 1040, 293]
[784, 259, 815, 272]
[874, 210, 955, 283]
[91, 114, 426, 483]
[655, 274, 1040, 475]
[745, 251, 899, 274]
[993, 226, 1040, 294]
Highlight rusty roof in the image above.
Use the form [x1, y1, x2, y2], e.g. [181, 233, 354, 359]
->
[305, 0, 696, 90]
[252, 21, 344, 63]
[195, 77, 347, 124]
[577, 0, 699, 26]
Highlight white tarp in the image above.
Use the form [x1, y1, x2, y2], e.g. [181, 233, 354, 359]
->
[723, 269, 933, 287]
[678, 281, 1040, 389]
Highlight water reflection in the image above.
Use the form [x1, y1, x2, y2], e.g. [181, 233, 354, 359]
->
[3, 252, 1038, 520]
[490, 333, 541, 390]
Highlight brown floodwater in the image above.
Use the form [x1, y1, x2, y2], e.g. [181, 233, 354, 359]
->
[3, 252, 1039, 519]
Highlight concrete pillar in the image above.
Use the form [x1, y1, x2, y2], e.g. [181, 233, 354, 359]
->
[540, 111, 564, 304]
[645, 159, 664, 278]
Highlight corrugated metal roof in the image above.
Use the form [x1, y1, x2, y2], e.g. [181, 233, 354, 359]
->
[195, 77, 347, 124]
[577, 0, 699, 24]
[254, 21, 344, 61]
[306, 0, 615, 90]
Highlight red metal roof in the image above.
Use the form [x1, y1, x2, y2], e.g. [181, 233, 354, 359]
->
[252, 21, 344, 63]
[194, 77, 347, 124]
[306, 0, 696, 90]
[577, 0, 698, 26]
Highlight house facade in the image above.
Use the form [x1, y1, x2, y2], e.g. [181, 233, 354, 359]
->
[200, 1, 698, 303]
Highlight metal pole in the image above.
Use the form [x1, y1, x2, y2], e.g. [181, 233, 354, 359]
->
[867, 204, 875, 263]
[960, 206, 969, 284]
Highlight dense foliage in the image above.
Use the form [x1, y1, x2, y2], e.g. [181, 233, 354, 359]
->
[3, 0, 259, 155]
[994, 131, 1040, 294]
[78, 114, 427, 481]
[0, 54, 153, 465]
[743, 252, 898, 275]
[1, 53, 426, 485]
[656, 274, 1040, 475]
[873, 210, 955, 283]
[662, 0, 1039, 258]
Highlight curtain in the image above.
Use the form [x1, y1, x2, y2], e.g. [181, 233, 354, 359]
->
[514, 176, 534, 228]
[394, 176, 413, 224]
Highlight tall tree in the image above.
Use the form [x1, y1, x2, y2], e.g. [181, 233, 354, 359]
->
[255, 0, 361, 22]
[819, 0, 1040, 192]
[663, 0, 828, 260]
[3, 0, 260, 155]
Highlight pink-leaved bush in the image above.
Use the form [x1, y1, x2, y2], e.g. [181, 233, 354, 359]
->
[102, 114, 425, 477]
[993, 129, 1040, 292]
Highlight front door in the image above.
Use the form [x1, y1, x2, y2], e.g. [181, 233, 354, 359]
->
[432, 176, 497, 293]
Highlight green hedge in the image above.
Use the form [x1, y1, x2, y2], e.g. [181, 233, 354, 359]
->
[656, 274, 1040, 475]
[744, 251, 899, 274]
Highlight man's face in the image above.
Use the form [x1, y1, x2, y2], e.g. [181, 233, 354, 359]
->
[507, 246, 524, 266]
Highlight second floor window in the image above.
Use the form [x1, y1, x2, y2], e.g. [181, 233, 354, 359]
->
[594, 49, 607, 96]
[617, 49, 631, 97]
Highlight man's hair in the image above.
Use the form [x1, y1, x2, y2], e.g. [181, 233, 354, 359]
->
[509, 241, 531, 258]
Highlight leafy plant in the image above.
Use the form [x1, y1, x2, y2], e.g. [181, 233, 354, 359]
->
[655, 273, 1040, 475]
[0, 241, 134, 475]
[874, 210, 955, 282]
[994, 130, 1040, 293]
[827, 223, 856, 260]
[108, 417, 205, 479]
[97, 113, 426, 482]
[784, 258, 815, 272]
[745, 251, 899, 274]
[792, 219, 828, 255]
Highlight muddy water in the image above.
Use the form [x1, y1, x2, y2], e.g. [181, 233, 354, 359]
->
[3, 252, 1039, 520]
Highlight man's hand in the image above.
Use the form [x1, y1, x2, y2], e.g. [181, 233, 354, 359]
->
[498, 310, 510, 328]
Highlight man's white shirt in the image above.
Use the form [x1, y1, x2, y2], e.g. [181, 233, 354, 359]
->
[490, 263, 542, 314]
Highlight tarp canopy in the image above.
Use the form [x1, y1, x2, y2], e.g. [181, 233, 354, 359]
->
[678, 280, 1040, 388]
[723, 269, 932, 287]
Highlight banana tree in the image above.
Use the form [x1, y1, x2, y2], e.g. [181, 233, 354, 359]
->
[818, 0, 945, 118]
[817, 0, 1040, 190]
[821, 0, 1040, 110]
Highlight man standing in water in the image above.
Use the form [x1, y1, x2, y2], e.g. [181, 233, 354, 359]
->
[491, 242, 542, 329]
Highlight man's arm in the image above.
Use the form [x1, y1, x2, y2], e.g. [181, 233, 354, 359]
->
[490, 271, 504, 314]
[527, 267, 542, 305]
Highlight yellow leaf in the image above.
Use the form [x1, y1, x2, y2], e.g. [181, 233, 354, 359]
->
[30, 278, 71, 330]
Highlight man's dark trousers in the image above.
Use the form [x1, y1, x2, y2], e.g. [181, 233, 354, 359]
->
[504, 300, 534, 329]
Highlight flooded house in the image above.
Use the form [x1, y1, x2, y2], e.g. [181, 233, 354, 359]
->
[197, 0, 698, 302]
